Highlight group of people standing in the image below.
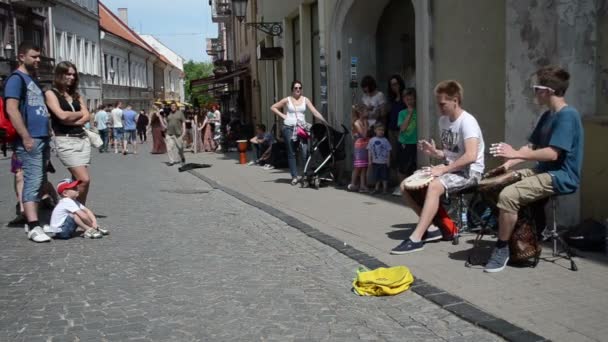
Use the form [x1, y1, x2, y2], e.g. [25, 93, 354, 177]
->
[258, 66, 583, 274]
[93, 101, 150, 155]
[4, 42, 106, 242]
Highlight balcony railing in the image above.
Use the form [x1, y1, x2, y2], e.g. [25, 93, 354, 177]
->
[206, 38, 224, 56]
[10, 0, 58, 8]
[211, 0, 231, 23]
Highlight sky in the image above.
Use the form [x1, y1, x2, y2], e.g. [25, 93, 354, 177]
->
[101, 0, 216, 62]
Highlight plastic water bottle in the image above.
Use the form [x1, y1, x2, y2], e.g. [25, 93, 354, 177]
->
[461, 205, 468, 232]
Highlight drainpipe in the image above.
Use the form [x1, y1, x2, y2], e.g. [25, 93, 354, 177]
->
[48, 7, 54, 59]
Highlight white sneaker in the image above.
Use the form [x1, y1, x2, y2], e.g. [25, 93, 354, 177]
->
[246, 161, 256, 166]
[27, 226, 51, 243]
[42, 225, 56, 238]
[392, 187, 402, 196]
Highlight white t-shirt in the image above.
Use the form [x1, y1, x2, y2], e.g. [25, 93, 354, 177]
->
[111, 108, 123, 128]
[361, 91, 385, 127]
[50, 198, 85, 231]
[438, 111, 485, 174]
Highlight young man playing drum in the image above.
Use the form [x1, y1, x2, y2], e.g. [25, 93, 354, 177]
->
[391, 80, 485, 254]
[485, 66, 583, 273]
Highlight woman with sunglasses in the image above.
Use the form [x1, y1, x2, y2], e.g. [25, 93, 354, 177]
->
[45, 61, 92, 204]
[271, 80, 328, 185]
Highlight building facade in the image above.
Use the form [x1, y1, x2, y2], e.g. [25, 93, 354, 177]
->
[51, 0, 102, 111]
[208, 0, 608, 226]
[0, 0, 56, 84]
[99, 2, 156, 111]
[140, 34, 185, 103]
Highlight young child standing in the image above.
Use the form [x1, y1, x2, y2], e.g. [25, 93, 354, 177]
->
[50, 179, 109, 239]
[348, 105, 369, 192]
[368, 123, 392, 194]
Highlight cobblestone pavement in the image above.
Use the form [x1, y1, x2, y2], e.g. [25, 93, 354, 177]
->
[0, 147, 502, 342]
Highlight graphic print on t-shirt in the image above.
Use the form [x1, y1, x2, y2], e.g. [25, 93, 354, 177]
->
[441, 128, 460, 154]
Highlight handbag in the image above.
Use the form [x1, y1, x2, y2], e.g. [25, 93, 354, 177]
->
[84, 128, 103, 148]
[296, 126, 310, 140]
[509, 207, 542, 264]
[352, 265, 414, 296]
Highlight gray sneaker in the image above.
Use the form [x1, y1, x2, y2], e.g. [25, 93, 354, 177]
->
[484, 246, 510, 273]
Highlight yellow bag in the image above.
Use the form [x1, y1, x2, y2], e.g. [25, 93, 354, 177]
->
[352, 265, 414, 296]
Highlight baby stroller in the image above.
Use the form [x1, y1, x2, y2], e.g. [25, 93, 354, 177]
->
[301, 123, 348, 188]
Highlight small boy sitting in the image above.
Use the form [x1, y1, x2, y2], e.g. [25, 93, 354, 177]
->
[248, 124, 274, 166]
[49, 179, 109, 239]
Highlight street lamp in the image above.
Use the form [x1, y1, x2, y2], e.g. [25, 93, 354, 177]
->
[109, 68, 115, 84]
[4, 44, 14, 60]
[232, 0, 247, 22]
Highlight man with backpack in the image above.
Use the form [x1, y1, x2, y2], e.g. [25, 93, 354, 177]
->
[4, 41, 52, 243]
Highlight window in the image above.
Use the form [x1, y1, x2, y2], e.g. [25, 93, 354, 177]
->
[103, 54, 108, 81]
[17, 25, 24, 45]
[67, 35, 74, 62]
[292, 16, 301, 82]
[84, 41, 89, 74]
[33, 30, 42, 48]
[311, 2, 320, 105]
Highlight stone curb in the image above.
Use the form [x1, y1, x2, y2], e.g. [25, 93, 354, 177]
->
[188, 169, 548, 342]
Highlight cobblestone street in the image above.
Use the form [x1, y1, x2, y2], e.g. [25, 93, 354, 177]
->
[0, 147, 502, 341]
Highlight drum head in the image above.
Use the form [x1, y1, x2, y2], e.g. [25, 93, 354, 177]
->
[404, 170, 434, 189]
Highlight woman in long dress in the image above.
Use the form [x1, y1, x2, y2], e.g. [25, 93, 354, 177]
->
[201, 106, 217, 152]
[150, 109, 167, 154]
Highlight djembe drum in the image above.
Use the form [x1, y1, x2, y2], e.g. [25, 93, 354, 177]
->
[237, 140, 248, 164]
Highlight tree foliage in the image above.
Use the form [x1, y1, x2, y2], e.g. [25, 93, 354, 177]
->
[183, 60, 214, 108]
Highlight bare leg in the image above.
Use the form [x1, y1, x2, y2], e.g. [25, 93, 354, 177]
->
[14, 170, 24, 213]
[72, 213, 96, 231]
[68, 166, 91, 205]
[360, 167, 368, 190]
[498, 209, 518, 241]
[350, 168, 361, 188]
[408, 179, 445, 241]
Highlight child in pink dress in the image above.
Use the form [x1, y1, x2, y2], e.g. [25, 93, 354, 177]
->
[348, 105, 370, 192]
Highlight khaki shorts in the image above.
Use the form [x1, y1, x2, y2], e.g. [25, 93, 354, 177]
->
[497, 168, 554, 213]
[55, 136, 91, 168]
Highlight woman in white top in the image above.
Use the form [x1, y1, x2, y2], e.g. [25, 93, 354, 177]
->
[360, 75, 386, 130]
[271, 80, 328, 185]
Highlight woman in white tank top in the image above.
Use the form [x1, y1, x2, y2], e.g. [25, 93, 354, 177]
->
[271, 80, 328, 185]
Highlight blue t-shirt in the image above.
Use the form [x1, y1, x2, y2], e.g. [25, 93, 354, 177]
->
[388, 99, 405, 131]
[123, 109, 137, 130]
[368, 136, 392, 164]
[4, 70, 49, 138]
[529, 106, 584, 194]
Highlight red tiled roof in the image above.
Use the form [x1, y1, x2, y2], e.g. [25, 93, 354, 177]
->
[99, 1, 178, 70]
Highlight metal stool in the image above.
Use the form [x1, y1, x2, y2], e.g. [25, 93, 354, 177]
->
[541, 196, 578, 271]
[448, 187, 478, 245]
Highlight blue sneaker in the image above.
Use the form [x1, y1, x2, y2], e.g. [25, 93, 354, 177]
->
[390, 239, 424, 255]
[484, 246, 510, 273]
[422, 228, 443, 242]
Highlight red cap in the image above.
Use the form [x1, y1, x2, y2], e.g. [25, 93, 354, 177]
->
[57, 178, 81, 194]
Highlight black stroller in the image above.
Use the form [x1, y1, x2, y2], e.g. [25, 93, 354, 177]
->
[301, 123, 348, 189]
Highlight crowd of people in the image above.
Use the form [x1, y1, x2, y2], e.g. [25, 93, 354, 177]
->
[239, 67, 583, 274]
[1, 41, 584, 274]
[2, 42, 109, 242]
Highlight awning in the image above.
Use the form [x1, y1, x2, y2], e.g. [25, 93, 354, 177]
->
[190, 68, 248, 88]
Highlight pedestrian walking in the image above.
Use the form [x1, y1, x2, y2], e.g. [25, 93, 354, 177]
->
[122, 104, 138, 155]
[45, 61, 93, 205]
[150, 108, 167, 154]
[5, 41, 53, 242]
[111, 102, 124, 154]
[94, 104, 109, 152]
[163, 102, 186, 166]
[137, 109, 149, 143]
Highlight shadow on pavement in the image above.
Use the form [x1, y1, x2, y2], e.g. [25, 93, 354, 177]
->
[386, 228, 415, 241]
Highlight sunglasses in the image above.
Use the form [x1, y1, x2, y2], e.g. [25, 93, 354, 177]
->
[293, 86, 302, 90]
[532, 85, 555, 93]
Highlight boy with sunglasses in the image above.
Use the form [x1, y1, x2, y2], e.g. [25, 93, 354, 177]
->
[486, 65, 584, 273]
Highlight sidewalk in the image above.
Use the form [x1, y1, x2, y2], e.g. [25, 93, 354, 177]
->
[186, 151, 608, 342]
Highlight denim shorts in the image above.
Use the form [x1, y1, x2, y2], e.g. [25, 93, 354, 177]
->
[372, 163, 389, 181]
[15, 138, 50, 203]
[124, 129, 137, 142]
[55, 215, 78, 239]
[113, 127, 124, 140]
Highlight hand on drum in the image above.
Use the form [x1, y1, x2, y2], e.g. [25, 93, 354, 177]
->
[418, 139, 438, 157]
[490, 142, 518, 159]
[428, 164, 448, 177]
